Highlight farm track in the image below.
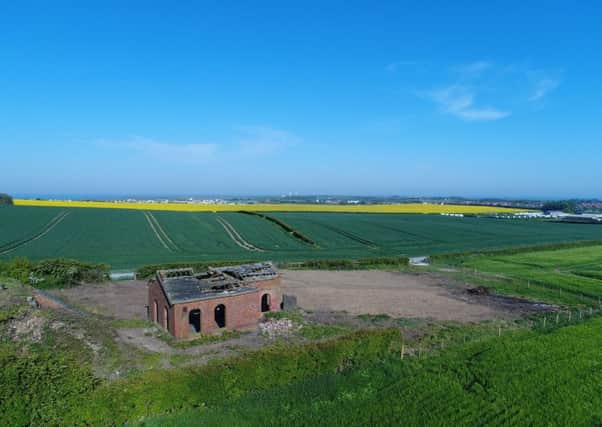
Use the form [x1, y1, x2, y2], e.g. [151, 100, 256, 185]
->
[216, 216, 263, 252]
[143, 212, 179, 252]
[0, 211, 70, 255]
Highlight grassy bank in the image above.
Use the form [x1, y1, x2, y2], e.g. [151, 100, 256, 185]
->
[142, 316, 602, 426]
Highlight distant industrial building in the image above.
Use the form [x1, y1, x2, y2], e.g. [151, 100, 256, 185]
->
[148, 262, 281, 338]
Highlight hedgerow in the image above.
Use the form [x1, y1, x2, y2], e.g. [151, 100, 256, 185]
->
[281, 255, 409, 270]
[0, 257, 109, 288]
[238, 210, 317, 245]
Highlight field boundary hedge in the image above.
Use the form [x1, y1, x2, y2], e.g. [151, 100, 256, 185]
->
[431, 239, 602, 262]
[280, 255, 409, 270]
[238, 210, 317, 246]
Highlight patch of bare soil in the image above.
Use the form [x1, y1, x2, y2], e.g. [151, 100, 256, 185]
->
[48, 280, 148, 319]
[281, 270, 547, 322]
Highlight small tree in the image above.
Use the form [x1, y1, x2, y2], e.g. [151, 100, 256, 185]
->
[0, 193, 13, 206]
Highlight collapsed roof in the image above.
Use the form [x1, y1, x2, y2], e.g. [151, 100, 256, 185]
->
[155, 262, 278, 305]
[212, 262, 278, 282]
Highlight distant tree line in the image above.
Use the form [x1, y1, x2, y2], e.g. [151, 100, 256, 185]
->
[0, 193, 13, 206]
[541, 200, 578, 214]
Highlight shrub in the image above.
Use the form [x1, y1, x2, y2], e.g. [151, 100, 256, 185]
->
[29, 258, 109, 288]
[0, 258, 109, 288]
[0, 257, 33, 283]
[0, 193, 13, 206]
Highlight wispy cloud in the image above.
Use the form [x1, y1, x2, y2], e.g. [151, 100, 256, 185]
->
[385, 60, 418, 72]
[426, 85, 510, 122]
[235, 126, 301, 156]
[418, 60, 561, 121]
[124, 136, 218, 163]
[529, 77, 560, 101]
[454, 61, 492, 78]
[95, 126, 300, 164]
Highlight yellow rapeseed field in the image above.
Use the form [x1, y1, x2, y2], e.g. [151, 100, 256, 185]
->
[14, 199, 528, 214]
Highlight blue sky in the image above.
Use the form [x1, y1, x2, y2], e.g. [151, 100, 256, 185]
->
[1, 1, 601, 198]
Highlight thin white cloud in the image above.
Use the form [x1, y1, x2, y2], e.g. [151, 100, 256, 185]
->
[235, 126, 301, 156]
[95, 126, 300, 164]
[426, 85, 510, 122]
[95, 136, 218, 164]
[454, 61, 492, 78]
[128, 136, 218, 162]
[529, 78, 560, 101]
[385, 60, 418, 72]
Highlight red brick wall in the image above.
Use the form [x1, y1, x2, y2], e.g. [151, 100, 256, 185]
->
[148, 275, 283, 339]
[148, 280, 175, 335]
[248, 277, 282, 312]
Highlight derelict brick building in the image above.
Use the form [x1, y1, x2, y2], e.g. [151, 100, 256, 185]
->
[148, 262, 281, 338]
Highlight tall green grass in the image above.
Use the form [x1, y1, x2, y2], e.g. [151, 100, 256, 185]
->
[142, 317, 602, 427]
[440, 244, 602, 307]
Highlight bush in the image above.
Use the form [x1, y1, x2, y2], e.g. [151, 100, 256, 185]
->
[0, 257, 33, 283]
[29, 258, 109, 288]
[0, 193, 13, 206]
[0, 258, 109, 288]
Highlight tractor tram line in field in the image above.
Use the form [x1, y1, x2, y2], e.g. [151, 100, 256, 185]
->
[143, 212, 179, 252]
[357, 219, 446, 244]
[215, 215, 263, 252]
[0, 211, 70, 255]
[314, 221, 378, 248]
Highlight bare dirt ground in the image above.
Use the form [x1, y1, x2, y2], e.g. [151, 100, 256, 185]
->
[48, 280, 148, 319]
[280, 269, 545, 322]
[49, 271, 550, 325]
[42, 270, 553, 364]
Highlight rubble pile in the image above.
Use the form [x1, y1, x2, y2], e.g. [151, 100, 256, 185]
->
[259, 318, 297, 338]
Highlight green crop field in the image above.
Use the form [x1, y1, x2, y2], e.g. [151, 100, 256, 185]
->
[3, 206, 602, 269]
[3, 228, 602, 426]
